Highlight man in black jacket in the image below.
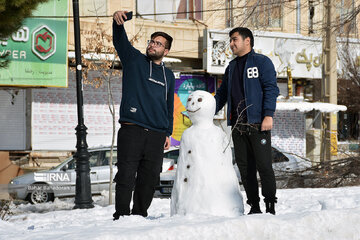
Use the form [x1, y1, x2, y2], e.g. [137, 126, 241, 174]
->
[215, 27, 279, 215]
[112, 10, 175, 219]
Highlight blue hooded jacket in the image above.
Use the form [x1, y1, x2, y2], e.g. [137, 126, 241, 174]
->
[215, 49, 279, 125]
[113, 21, 175, 136]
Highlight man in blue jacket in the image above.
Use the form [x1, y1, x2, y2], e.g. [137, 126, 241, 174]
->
[215, 27, 279, 215]
[112, 10, 175, 219]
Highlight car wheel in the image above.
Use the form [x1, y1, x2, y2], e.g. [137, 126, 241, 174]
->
[27, 184, 54, 204]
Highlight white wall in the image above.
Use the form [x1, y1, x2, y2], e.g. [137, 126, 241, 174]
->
[31, 71, 122, 150]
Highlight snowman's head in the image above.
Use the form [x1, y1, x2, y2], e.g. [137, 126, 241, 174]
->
[186, 90, 215, 125]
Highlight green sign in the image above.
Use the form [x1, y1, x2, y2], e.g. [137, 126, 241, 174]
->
[0, 0, 69, 87]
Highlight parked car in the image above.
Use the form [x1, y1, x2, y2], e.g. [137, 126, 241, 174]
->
[8, 147, 177, 204]
[155, 147, 179, 197]
[154, 146, 311, 196]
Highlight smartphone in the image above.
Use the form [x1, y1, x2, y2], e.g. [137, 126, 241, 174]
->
[124, 11, 133, 22]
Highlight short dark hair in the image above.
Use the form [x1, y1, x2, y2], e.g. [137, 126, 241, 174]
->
[151, 32, 173, 50]
[229, 27, 254, 48]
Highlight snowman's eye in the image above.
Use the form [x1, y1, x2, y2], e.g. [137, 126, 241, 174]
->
[188, 98, 192, 102]
[198, 98, 202, 102]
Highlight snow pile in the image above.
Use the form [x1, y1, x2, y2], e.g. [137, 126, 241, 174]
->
[0, 186, 359, 240]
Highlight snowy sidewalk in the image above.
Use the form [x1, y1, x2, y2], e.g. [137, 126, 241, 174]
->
[1, 186, 359, 240]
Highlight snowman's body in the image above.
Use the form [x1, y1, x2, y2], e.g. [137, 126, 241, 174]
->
[170, 90, 244, 217]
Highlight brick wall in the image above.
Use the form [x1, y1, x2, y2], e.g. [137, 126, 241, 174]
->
[32, 71, 122, 150]
[272, 111, 306, 157]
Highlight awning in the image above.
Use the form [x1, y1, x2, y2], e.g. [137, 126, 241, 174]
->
[276, 101, 347, 113]
[163, 57, 182, 63]
[68, 51, 181, 63]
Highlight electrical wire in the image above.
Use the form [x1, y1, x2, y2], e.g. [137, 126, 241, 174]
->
[27, 5, 279, 18]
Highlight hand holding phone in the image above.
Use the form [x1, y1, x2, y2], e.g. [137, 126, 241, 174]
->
[124, 11, 133, 22]
[113, 11, 133, 25]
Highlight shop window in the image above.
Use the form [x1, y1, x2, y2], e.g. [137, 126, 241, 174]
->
[246, 0, 282, 29]
[338, 111, 360, 140]
[308, 0, 315, 34]
[136, 0, 202, 22]
[336, 0, 357, 36]
[176, 0, 202, 20]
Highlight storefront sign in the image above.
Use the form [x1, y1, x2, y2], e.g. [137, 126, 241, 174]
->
[203, 29, 325, 79]
[171, 75, 216, 146]
[0, 0, 69, 87]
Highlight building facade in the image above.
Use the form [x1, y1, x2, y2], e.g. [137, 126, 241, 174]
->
[1, 0, 359, 156]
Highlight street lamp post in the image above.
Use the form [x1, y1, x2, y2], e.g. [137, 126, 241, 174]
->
[72, 0, 94, 209]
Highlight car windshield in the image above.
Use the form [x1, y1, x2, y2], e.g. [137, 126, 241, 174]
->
[164, 149, 179, 164]
[50, 150, 107, 169]
[103, 150, 117, 165]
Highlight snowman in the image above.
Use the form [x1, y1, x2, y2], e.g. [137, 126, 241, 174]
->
[170, 90, 244, 217]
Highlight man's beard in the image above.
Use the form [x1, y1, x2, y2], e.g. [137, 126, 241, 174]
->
[146, 49, 163, 61]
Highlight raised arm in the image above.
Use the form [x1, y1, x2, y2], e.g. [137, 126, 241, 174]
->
[112, 11, 140, 65]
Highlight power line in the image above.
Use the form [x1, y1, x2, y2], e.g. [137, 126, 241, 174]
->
[28, 6, 250, 18]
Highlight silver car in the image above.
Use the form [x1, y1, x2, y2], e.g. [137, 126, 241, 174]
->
[8, 147, 177, 204]
[154, 146, 311, 196]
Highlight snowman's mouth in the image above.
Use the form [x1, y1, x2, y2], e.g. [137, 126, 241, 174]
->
[187, 108, 200, 113]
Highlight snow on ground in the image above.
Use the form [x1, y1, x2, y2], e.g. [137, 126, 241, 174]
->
[1, 186, 360, 240]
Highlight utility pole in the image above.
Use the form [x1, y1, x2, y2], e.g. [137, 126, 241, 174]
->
[322, 0, 338, 161]
[72, 0, 94, 209]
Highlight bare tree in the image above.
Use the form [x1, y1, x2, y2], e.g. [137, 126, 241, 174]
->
[223, 101, 253, 153]
[277, 150, 360, 188]
[0, 199, 14, 221]
[338, 40, 360, 112]
[0, 0, 50, 68]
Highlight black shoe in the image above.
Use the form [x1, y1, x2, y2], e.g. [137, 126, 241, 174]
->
[113, 213, 120, 221]
[113, 210, 130, 220]
[248, 202, 262, 215]
[113, 212, 128, 221]
[265, 202, 276, 215]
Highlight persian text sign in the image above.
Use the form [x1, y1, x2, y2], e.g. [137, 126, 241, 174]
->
[203, 29, 324, 78]
[0, 0, 68, 87]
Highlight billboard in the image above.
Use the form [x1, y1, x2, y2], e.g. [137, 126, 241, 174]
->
[0, 0, 69, 87]
[203, 29, 324, 79]
[171, 74, 216, 146]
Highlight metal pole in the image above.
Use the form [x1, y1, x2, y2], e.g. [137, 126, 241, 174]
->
[296, 0, 301, 34]
[72, 0, 94, 209]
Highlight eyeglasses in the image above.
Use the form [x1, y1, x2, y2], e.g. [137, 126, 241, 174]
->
[147, 39, 165, 48]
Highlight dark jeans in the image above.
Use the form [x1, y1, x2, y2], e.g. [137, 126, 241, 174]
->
[232, 124, 277, 205]
[114, 124, 166, 217]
